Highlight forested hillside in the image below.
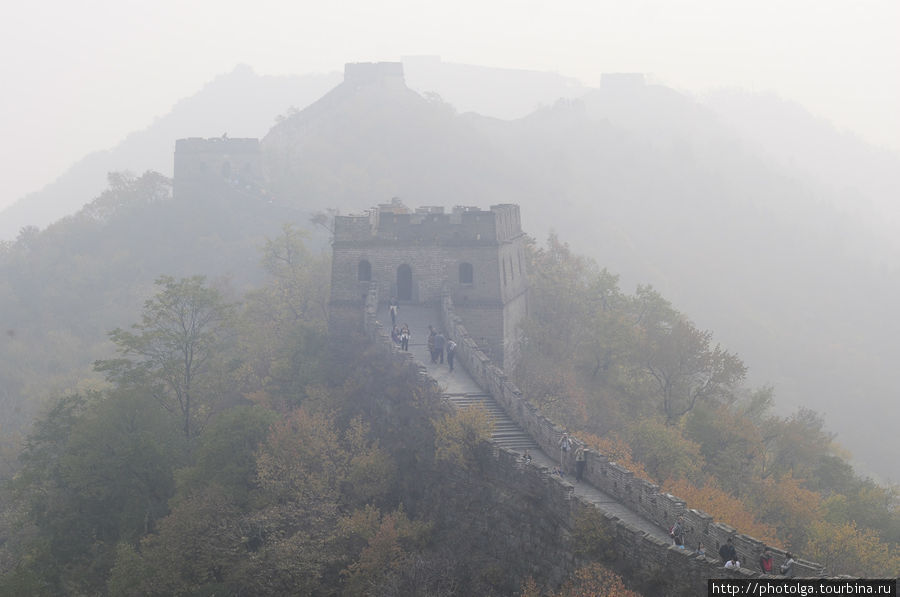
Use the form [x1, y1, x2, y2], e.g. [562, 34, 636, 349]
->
[1, 196, 654, 594]
[260, 73, 900, 479]
[2, 63, 899, 592]
[4, 62, 896, 475]
[0, 172, 313, 472]
[1, 171, 897, 593]
[517, 236, 899, 576]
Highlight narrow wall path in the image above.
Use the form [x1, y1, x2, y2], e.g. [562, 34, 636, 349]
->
[379, 303, 673, 544]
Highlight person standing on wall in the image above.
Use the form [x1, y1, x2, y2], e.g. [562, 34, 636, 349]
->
[446, 338, 457, 372]
[780, 552, 796, 577]
[433, 331, 446, 364]
[759, 549, 774, 574]
[719, 538, 737, 565]
[670, 515, 686, 548]
[400, 324, 410, 351]
[389, 297, 398, 327]
[574, 444, 586, 482]
[558, 432, 571, 471]
[427, 326, 436, 363]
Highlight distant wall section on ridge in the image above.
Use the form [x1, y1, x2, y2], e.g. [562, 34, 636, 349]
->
[173, 137, 263, 199]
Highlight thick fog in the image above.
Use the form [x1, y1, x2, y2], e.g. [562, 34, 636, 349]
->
[1, 2, 898, 480]
[2, 0, 898, 214]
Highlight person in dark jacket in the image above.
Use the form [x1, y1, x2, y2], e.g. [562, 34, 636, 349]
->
[719, 538, 737, 564]
[427, 326, 436, 362]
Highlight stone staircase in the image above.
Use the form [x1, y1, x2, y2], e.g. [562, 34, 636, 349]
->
[444, 392, 538, 452]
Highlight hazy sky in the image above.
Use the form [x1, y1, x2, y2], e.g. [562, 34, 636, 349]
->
[2, 0, 897, 212]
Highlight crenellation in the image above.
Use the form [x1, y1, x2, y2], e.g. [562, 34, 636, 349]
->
[330, 200, 529, 370]
[432, 290, 829, 591]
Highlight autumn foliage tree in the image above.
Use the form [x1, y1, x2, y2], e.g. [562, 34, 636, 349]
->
[805, 520, 900, 577]
[517, 235, 900, 576]
[664, 478, 779, 546]
[553, 563, 642, 597]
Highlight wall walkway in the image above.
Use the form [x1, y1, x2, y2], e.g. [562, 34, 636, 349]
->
[360, 285, 825, 594]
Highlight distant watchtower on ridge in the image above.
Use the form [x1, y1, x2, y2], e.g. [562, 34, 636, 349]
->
[329, 200, 529, 370]
[343, 61, 405, 89]
[173, 136, 262, 199]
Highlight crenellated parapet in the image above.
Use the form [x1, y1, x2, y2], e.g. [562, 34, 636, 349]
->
[437, 289, 826, 590]
[333, 201, 523, 245]
[330, 200, 528, 370]
[340, 208, 827, 594]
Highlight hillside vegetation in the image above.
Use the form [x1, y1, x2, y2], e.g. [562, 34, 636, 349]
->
[260, 74, 900, 479]
[517, 235, 900, 576]
[0, 172, 897, 595]
[1, 67, 899, 591]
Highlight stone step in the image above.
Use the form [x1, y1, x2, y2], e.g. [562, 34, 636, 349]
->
[442, 390, 538, 451]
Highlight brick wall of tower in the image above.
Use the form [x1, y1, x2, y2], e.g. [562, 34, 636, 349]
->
[329, 203, 529, 370]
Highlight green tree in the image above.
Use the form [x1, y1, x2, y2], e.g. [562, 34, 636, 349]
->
[106, 484, 243, 597]
[634, 299, 746, 424]
[626, 419, 705, 483]
[234, 225, 330, 408]
[7, 389, 180, 595]
[96, 275, 235, 446]
[174, 405, 279, 508]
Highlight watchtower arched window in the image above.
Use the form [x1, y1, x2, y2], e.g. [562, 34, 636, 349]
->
[358, 260, 372, 282]
[459, 262, 474, 285]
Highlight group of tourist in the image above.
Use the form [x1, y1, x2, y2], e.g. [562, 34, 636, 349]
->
[556, 432, 587, 483]
[387, 299, 456, 372]
[662, 534, 796, 576]
[390, 298, 802, 580]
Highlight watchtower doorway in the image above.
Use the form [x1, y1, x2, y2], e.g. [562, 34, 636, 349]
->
[397, 264, 412, 301]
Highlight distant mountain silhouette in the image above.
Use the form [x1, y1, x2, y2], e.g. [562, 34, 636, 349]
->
[262, 68, 900, 479]
[2, 59, 898, 478]
[704, 88, 900, 261]
[0, 65, 341, 240]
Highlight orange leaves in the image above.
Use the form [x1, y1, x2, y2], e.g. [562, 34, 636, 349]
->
[519, 563, 641, 597]
[751, 474, 820, 548]
[555, 563, 642, 597]
[580, 432, 652, 481]
[433, 405, 494, 468]
[806, 520, 900, 577]
[664, 478, 779, 546]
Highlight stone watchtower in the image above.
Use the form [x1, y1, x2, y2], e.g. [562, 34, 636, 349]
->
[329, 200, 529, 370]
[173, 136, 262, 199]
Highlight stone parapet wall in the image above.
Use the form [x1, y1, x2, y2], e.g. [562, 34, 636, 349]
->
[353, 289, 824, 594]
[437, 289, 826, 583]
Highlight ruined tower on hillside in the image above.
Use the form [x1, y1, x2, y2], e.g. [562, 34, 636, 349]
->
[173, 136, 263, 199]
[329, 200, 529, 370]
